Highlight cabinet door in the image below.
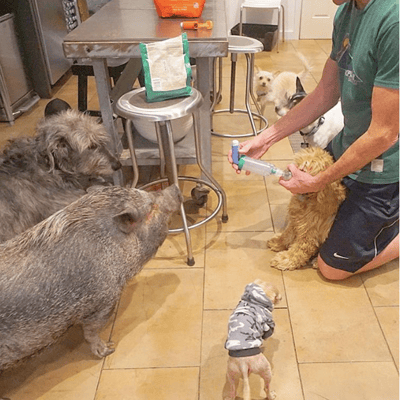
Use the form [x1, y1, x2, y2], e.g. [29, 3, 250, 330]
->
[300, 0, 338, 39]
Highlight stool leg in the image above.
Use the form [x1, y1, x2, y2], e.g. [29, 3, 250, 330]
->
[155, 123, 167, 181]
[248, 54, 265, 130]
[192, 113, 228, 222]
[239, 6, 244, 36]
[282, 5, 285, 43]
[245, 54, 258, 136]
[158, 121, 195, 266]
[229, 53, 238, 113]
[125, 119, 139, 188]
[277, 7, 281, 53]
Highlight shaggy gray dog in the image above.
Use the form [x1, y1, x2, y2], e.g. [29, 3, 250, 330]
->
[0, 108, 121, 243]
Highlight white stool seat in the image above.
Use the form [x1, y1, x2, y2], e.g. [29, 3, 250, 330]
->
[116, 87, 203, 122]
[241, 0, 282, 8]
[228, 35, 264, 54]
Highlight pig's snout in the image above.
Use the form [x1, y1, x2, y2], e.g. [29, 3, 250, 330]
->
[158, 184, 182, 213]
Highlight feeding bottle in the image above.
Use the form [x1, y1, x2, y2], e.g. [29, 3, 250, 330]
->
[231, 140, 291, 180]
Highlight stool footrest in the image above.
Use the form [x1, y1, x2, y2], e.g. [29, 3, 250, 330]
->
[138, 176, 225, 233]
[212, 109, 268, 138]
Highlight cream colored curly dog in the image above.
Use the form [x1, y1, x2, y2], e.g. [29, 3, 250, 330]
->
[268, 147, 346, 271]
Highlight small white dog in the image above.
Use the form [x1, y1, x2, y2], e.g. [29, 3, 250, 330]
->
[253, 67, 275, 116]
[223, 280, 281, 400]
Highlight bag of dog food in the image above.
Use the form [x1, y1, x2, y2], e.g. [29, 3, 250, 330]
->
[140, 33, 192, 103]
[153, 0, 205, 18]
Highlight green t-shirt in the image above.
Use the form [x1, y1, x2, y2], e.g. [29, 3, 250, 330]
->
[330, 0, 399, 184]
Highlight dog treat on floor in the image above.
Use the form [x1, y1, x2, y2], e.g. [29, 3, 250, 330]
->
[268, 147, 346, 271]
[223, 280, 281, 400]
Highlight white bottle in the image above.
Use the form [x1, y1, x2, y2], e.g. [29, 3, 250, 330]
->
[237, 156, 292, 180]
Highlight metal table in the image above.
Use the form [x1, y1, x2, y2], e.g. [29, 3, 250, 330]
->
[63, 0, 228, 185]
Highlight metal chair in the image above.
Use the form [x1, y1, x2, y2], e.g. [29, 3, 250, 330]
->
[211, 35, 268, 138]
[114, 87, 228, 266]
[240, 0, 285, 52]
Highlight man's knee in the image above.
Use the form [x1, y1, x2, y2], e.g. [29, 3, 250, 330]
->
[317, 255, 352, 280]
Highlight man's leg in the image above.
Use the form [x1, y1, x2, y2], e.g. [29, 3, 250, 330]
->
[318, 234, 399, 280]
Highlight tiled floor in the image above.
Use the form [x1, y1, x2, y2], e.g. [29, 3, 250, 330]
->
[0, 39, 398, 400]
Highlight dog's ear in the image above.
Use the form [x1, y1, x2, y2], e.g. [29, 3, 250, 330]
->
[254, 65, 261, 73]
[46, 135, 75, 174]
[296, 77, 306, 94]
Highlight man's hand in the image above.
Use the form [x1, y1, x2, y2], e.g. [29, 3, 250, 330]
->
[279, 164, 326, 194]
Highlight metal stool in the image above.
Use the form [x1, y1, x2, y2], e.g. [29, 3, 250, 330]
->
[114, 87, 228, 266]
[211, 35, 268, 138]
[240, 0, 285, 53]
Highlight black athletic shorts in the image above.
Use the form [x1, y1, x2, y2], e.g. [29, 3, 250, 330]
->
[320, 144, 399, 273]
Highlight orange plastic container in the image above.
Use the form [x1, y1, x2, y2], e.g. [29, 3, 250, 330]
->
[154, 0, 206, 18]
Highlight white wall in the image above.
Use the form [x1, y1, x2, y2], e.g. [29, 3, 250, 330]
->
[226, 0, 302, 40]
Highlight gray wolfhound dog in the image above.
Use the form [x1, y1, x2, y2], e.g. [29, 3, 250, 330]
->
[0, 103, 121, 243]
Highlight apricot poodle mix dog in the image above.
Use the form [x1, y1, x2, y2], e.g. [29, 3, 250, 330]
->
[268, 146, 346, 271]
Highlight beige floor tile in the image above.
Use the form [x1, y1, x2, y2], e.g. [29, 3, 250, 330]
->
[95, 367, 199, 400]
[264, 137, 294, 161]
[283, 269, 393, 363]
[206, 177, 272, 232]
[0, 322, 114, 400]
[300, 362, 399, 400]
[270, 203, 288, 233]
[104, 268, 203, 369]
[204, 231, 286, 310]
[200, 310, 233, 400]
[315, 39, 333, 55]
[267, 309, 304, 400]
[145, 225, 206, 268]
[361, 258, 399, 306]
[375, 306, 399, 369]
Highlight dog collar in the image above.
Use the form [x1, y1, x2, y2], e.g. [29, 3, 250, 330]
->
[256, 91, 268, 97]
[300, 117, 325, 148]
[300, 117, 325, 138]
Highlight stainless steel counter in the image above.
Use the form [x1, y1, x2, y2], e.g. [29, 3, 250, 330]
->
[63, 0, 228, 185]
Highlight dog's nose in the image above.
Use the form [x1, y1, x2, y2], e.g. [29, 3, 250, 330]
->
[112, 160, 122, 170]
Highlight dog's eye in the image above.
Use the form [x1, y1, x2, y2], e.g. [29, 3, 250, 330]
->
[267, 78, 271, 82]
[88, 144, 97, 150]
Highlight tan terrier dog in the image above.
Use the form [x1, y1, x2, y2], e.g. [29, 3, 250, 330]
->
[268, 147, 346, 271]
[223, 279, 281, 400]
[253, 67, 275, 116]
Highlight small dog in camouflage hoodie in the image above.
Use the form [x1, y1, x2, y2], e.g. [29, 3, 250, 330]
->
[222, 279, 281, 400]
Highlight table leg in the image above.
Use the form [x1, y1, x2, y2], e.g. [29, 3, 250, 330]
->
[92, 58, 123, 186]
[194, 57, 212, 179]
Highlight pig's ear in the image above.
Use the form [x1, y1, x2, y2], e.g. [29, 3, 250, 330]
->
[113, 209, 143, 234]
